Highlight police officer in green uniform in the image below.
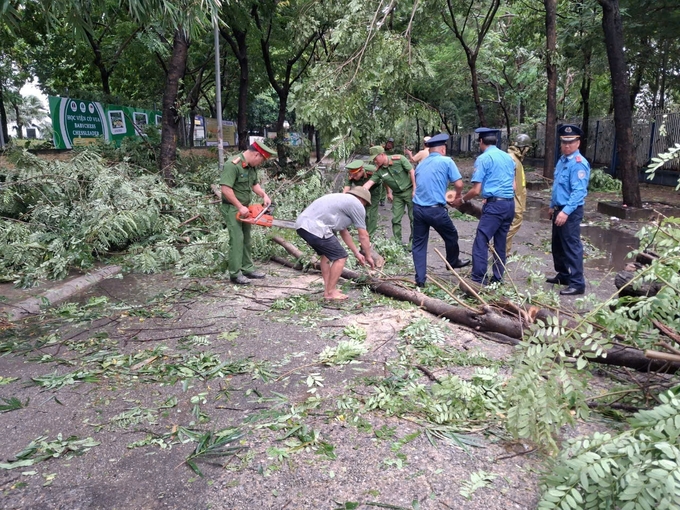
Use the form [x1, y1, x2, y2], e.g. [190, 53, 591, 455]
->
[219, 140, 276, 285]
[343, 160, 380, 236]
[364, 145, 415, 249]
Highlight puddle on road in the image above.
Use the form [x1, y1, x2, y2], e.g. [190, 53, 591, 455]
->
[523, 199, 639, 271]
[523, 198, 551, 222]
[581, 225, 639, 271]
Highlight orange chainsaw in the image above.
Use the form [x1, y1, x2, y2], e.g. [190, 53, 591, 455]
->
[236, 203, 297, 229]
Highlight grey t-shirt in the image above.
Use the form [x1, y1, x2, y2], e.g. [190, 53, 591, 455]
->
[295, 193, 366, 238]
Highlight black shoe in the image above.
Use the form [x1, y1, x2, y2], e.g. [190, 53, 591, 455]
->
[546, 276, 569, 285]
[230, 275, 251, 285]
[243, 270, 266, 279]
[450, 258, 471, 269]
[379, 200, 385, 206]
[416, 282, 425, 288]
[560, 287, 585, 296]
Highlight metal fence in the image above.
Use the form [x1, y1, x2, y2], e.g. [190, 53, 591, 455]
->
[450, 110, 680, 178]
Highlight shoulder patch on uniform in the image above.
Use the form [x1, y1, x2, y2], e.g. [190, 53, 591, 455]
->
[576, 155, 582, 163]
[391, 155, 401, 160]
[578, 170, 586, 179]
[231, 156, 241, 164]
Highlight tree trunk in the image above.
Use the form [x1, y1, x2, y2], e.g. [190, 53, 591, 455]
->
[275, 90, 288, 162]
[188, 111, 195, 148]
[304, 124, 314, 165]
[470, 58, 486, 126]
[271, 236, 680, 374]
[6, 266, 122, 321]
[315, 130, 321, 162]
[658, 40, 668, 110]
[159, 29, 189, 186]
[221, 26, 250, 151]
[580, 45, 592, 154]
[597, 0, 641, 207]
[544, 0, 557, 179]
[0, 84, 9, 144]
[13, 104, 23, 139]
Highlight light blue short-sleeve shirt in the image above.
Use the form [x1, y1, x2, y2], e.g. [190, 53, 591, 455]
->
[413, 153, 462, 206]
[471, 145, 516, 199]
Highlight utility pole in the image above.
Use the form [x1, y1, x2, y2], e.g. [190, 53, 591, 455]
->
[213, 16, 224, 171]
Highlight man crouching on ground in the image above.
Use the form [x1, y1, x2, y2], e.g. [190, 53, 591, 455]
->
[295, 188, 375, 300]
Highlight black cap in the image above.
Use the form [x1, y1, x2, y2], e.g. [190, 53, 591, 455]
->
[475, 127, 497, 136]
[425, 133, 449, 147]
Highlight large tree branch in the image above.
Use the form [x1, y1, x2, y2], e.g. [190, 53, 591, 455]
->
[477, 0, 501, 48]
[252, 5, 283, 96]
[110, 27, 142, 69]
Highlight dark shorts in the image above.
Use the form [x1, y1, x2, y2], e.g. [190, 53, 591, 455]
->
[296, 228, 348, 261]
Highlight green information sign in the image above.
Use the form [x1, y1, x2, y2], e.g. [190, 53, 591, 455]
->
[49, 96, 161, 149]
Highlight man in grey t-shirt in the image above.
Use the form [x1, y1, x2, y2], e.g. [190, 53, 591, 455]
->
[295, 189, 375, 300]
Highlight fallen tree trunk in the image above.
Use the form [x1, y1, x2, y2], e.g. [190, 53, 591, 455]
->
[271, 236, 680, 373]
[614, 270, 662, 297]
[4, 265, 122, 321]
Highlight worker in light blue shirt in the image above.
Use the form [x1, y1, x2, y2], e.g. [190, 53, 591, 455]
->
[456, 128, 515, 285]
[547, 124, 591, 296]
[411, 133, 469, 287]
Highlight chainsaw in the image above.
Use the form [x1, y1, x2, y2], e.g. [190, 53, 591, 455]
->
[236, 203, 296, 229]
[236, 203, 385, 268]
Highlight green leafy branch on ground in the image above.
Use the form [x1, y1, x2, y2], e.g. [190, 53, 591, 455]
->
[539, 390, 680, 510]
[0, 434, 100, 470]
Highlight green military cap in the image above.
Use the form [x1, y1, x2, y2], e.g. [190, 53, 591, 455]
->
[368, 145, 385, 161]
[345, 160, 365, 174]
[364, 163, 376, 172]
[252, 140, 277, 159]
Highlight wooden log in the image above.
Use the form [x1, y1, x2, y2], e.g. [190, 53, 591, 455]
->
[444, 191, 482, 219]
[635, 250, 659, 265]
[272, 236, 525, 338]
[614, 270, 662, 297]
[4, 265, 122, 321]
[645, 349, 680, 364]
[271, 236, 680, 373]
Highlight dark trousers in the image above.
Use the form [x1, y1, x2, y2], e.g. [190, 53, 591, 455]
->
[552, 205, 585, 290]
[471, 200, 515, 283]
[412, 204, 460, 285]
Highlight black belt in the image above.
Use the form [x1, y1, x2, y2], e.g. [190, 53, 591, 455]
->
[416, 203, 445, 208]
[554, 205, 581, 212]
[485, 197, 512, 202]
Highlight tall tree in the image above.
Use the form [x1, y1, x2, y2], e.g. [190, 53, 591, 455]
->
[251, 0, 329, 161]
[148, 0, 220, 183]
[544, 0, 557, 178]
[221, 4, 254, 150]
[62, 2, 143, 95]
[441, 0, 501, 126]
[597, 0, 641, 207]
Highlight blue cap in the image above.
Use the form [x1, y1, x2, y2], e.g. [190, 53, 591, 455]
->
[425, 133, 449, 147]
[474, 127, 497, 135]
[558, 124, 583, 140]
